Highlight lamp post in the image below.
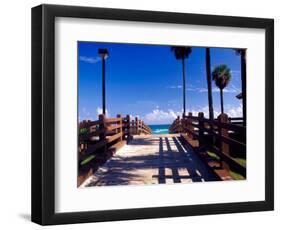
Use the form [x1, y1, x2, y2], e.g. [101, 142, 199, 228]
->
[98, 49, 109, 115]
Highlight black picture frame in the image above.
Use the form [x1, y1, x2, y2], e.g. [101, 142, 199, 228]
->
[31, 4, 274, 225]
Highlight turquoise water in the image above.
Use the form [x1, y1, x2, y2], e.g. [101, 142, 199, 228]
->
[149, 124, 170, 135]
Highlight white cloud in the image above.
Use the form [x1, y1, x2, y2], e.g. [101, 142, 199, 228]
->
[187, 86, 239, 94]
[129, 114, 140, 120]
[167, 84, 240, 93]
[143, 104, 242, 124]
[167, 85, 182, 89]
[189, 106, 220, 118]
[96, 107, 110, 117]
[225, 104, 243, 118]
[190, 106, 211, 117]
[213, 88, 239, 93]
[188, 87, 208, 93]
[229, 83, 240, 92]
[189, 104, 242, 118]
[79, 56, 101, 64]
[80, 107, 94, 121]
[231, 70, 241, 76]
[144, 109, 182, 124]
[169, 84, 240, 94]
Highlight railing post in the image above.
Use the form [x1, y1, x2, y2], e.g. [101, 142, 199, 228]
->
[99, 114, 107, 154]
[117, 114, 123, 142]
[139, 119, 141, 134]
[126, 114, 131, 142]
[139, 119, 142, 135]
[188, 112, 193, 139]
[131, 119, 135, 135]
[177, 115, 180, 133]
[218, 113, 230, 170]
[198, 112, 204, 148]
[182, 113, 186, 134]
[135, 117, 139, 135]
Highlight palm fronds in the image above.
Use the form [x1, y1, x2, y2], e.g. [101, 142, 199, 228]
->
[212, 64, 232, 90]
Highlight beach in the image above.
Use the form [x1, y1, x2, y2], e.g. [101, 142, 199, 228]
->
[149, 124, 170, 135]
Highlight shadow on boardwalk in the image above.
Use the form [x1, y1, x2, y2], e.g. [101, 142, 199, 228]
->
[82, 135, 219, 187]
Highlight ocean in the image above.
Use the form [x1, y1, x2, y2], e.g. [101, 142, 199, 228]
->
[149, 124, 170, 135]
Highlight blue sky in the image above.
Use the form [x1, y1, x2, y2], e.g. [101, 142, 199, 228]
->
[78, 42, 243, 124]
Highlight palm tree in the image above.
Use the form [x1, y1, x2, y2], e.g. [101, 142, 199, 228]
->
[205, 48, 214, 121]
[171, 46, 192, 116]
[234, 49, 246, 126]
[212, 64, 232, 114]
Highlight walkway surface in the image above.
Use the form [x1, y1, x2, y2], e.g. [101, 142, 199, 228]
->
[80, 134, 218, 187]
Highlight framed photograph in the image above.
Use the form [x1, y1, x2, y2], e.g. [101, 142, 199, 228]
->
[31, 4, 274, 225]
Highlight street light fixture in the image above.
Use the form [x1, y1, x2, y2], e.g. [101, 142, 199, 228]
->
[98, 48, 109, 115]
[98, 48, 109, 59]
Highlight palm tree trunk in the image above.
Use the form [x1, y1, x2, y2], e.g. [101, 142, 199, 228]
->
[241, 50, 246, 126]
[182, 57, 186, 116]
[205, 48, 214, 120]
[220, 88, 224, 114]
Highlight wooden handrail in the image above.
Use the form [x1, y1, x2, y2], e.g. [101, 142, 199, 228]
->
[79, 120, 100, 129]
[203, 118, 245, 134]
[78, 113, 151, 186]
[79, 129, 105, 141]
[106, 124, 122, 132]
[107, 132, 123, 144]
[106, 117, 122, 123]
[229, 117, 243, 121]
[169, 112, 246, 179]
[78, 114, 151, 160]
[208, 145, 246, 177]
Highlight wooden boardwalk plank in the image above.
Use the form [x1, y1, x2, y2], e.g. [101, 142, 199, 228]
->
[80, 134, 219, 187]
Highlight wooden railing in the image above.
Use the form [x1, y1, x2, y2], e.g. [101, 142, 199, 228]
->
[228, 117, 244, 125]
[78, 114, 151, 186]
[169, 112, 246, 179]
[130, 117, 152, 135]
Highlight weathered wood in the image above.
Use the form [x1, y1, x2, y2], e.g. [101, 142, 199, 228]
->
[79, 129, 104, 141]
[80, 139, 107, 157]
[135, 117, 139, 135]
[99, 114, 107, 155]
[117, 114, 123, 142]
[79, 114, 152, 185]
[211, 131, 246, 149]
[78, 140, 127, 187]
[79, 120, 100, 129]
[124, 114, 130, 141]
[169, 111, 246, 180]
[198, 124, 246, 149]
[218, 114, 230, 170]
[209, 145, 246, 178]
[185, 128, 199, 138]
[198, 112, 204, 148]
[204, 118, 246, 134]
[110, 140, 126, 152]
[106, 124, 122, 132]
[107, 132, 123, 144]
[80, 135, 219, 187]
[185, 112, 190, 138]
[106, 117, 122, 124]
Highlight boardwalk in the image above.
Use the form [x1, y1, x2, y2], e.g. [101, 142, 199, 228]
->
[80, 134, 218, 187]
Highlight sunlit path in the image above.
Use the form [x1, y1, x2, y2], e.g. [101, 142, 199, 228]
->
[80, 134, 218, 187]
